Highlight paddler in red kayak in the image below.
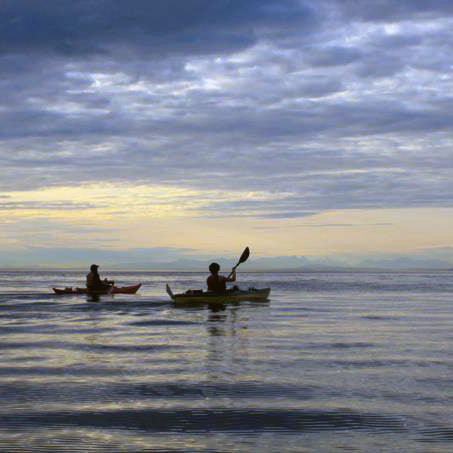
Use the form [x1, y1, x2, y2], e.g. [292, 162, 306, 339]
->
[86, 264, 114, 292]
[207, 262, 236, 294]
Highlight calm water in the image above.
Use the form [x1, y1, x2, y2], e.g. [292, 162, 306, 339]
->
[0, 270, 452, 452]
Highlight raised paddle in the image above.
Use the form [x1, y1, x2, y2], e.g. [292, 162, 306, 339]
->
[227, 247, 250, 279]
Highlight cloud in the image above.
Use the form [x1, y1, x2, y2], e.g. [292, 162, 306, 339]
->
[334, 0, 453, 22]
[0, 0, 452, 224]
[307, 46, 364, 67]
[0, 200, 98, 211]
[0, 0, 317, 58]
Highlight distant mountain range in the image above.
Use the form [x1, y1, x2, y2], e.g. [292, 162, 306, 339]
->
[1, 247, 453, 271]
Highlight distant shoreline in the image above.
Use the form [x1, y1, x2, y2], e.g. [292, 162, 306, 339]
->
[1, 267, 452, 273]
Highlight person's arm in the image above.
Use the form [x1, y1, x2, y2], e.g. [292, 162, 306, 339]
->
[226, 270, 236, 282]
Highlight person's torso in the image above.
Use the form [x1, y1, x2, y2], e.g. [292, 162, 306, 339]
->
[207, 274, 227, 293]
[86, 271, 101, 288]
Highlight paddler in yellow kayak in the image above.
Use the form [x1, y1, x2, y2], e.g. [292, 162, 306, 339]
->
[86, 264, 114, 292]
[206, 262, 236, 294]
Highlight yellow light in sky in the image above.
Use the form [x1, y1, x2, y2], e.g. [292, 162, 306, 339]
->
[1, 184, 453, 257]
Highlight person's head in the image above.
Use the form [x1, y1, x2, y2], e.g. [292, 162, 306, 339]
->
[209, 262, 220, 274]
[90, 264, 99, 272]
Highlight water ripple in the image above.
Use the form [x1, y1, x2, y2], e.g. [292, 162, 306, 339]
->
[0, 408, 407, 434]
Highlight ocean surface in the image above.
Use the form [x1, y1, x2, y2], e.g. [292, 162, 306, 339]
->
[0, 270, 452, 452]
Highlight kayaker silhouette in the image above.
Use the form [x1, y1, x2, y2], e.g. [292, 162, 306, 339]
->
[206, 262, 236, 294]
[86, 264, 114, 292]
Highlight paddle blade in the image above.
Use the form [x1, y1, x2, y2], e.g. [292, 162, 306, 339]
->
[166, 284, 174, 300]
[238, 247, 250, 264]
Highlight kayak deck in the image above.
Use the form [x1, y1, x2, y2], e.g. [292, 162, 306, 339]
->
[53, 283, 142, 295]
[166, 284, 270, 304]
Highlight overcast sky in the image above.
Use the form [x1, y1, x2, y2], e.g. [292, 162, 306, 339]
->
[1, 0, 453, 269]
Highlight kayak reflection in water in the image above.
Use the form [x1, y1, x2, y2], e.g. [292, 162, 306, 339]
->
[86, 264, 114, 292]
[206, 262, 236, 294]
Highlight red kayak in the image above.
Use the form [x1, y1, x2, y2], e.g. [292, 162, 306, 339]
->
[53, 283, 142, 295]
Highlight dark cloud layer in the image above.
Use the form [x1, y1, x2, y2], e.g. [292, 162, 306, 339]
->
[1, 0, 315, 57]
[1, 0, 453, 218]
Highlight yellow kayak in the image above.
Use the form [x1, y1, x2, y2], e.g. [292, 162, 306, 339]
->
[166, 284, 270, 304]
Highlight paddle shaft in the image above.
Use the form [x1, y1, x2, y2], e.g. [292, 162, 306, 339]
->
[227, 247, 250, 279]
[227, 265, 238, 280]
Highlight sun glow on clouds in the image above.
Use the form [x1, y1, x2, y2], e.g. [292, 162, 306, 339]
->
[0, 183, 300, 253]
[0, 183, 286, 219]
[2, 182, 453, 258]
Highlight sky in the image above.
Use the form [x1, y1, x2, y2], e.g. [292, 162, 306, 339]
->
[1, 0, 453, 270]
